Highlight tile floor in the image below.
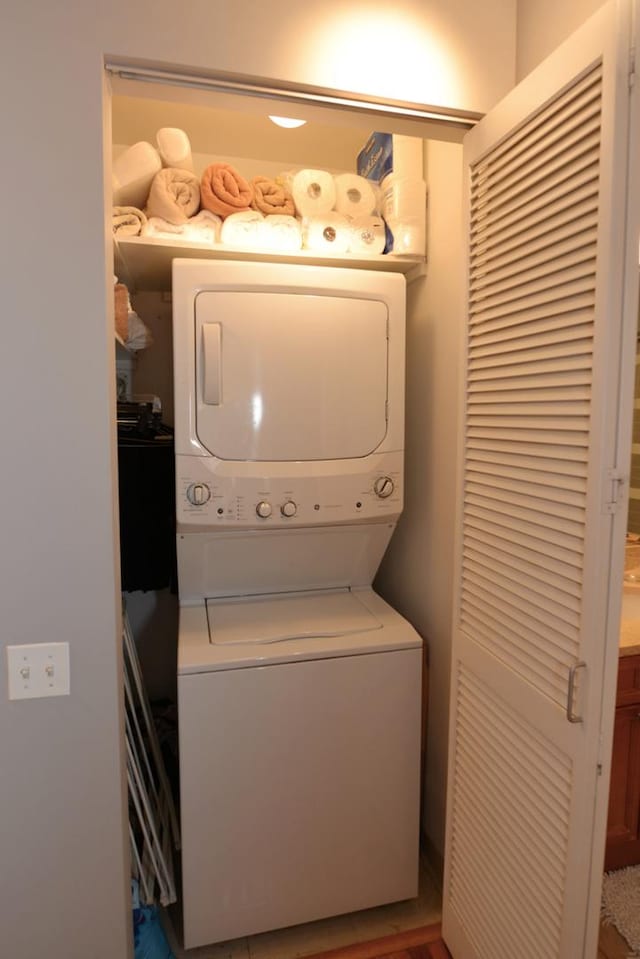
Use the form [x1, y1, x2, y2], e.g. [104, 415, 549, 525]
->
[162, 857, 442, 959]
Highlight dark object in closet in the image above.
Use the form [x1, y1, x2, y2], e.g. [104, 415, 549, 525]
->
[117, 400, 176, 592]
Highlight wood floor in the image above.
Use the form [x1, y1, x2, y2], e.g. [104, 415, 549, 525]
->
[302, 924, 452, 959]
[598, 919, 633, 959]
[300, 919, 631, 959]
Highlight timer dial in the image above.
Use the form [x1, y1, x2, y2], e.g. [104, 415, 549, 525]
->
[187, 483, 211, 506]
[373, 476, 395, 499]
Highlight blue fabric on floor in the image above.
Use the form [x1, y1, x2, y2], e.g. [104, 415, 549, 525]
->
[133, 905, 174, 959]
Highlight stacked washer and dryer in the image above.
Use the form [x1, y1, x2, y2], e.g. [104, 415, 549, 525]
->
[172, 259, 423, 950]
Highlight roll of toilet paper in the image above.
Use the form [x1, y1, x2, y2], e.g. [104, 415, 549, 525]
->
[333, 174, 377, 218]
[390, 135, 423, 179]
[112, 141, 162, 208]
[380, 174, 427, 221]
[220, 210, 267, 249]
[302, 213, 351, 254]
[291, 169, 336, 217]
[349, 215, 386, 255]
[384, 215, 426, 256]
[263, 215, 303, 252]
[156, 127, 193, 172]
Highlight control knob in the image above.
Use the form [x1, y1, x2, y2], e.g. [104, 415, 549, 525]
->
[374, 476, 395, 499]
[186, 483, 211, 506]
[281, 500, 297, 518]
[256, 501, 272, 519]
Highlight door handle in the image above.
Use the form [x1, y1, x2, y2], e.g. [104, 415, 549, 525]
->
[202, 323, 221, 405]
[566, 661, 586, 723]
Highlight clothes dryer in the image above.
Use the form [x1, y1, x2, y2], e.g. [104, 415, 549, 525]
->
[172, 260, 422, 949]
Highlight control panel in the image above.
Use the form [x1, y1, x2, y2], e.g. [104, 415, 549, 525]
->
[176, 453, 403, 531]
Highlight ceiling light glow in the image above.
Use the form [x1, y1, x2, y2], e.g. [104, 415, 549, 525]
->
[268, 115, 307, 128]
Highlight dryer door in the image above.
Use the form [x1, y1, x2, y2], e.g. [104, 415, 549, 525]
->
[194, 290, 388, 461]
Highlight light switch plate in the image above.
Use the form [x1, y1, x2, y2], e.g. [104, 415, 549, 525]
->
[7, 643, 70, 700]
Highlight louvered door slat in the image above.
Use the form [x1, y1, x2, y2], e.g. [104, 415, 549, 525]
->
[470, 295, 595, 336]
[452, 775, 566, 917]
[472, 70, 601, 197]
[471, 238, 597, 295]
[448, 668, 571, 959]
[470, 323, 594, 357]
[463, 550, 580, 614]
[462, 562, 580, 636]
[464, 528, 582, 584]
[467, 425, 588, 447]
[464, 513, 583, 570]
[465, 477, 585, 519]
[470, 387, 592, 405]
[472, 138, 600, 229]
[472, 168, 599, 246]
[461, 590, 578, 690]
[455, 722, 570, 853]
[472, 212, 598, 272]
[467, 436, 587, 465]
[472, 195, 598, 262]
[470, 258, 596, 311]
[460, 605, 576, 687]
[466, 459, 586, 494]
[464, 503, 582, 555]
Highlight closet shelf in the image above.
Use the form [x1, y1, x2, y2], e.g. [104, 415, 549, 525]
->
[114, 236, 426, 292]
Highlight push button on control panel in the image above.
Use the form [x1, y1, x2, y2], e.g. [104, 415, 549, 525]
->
[187, 483, 211, 506]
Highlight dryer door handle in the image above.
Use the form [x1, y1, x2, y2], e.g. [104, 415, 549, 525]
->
[202, 323, 222, 405]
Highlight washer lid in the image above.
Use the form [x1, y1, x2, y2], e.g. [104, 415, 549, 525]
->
[206, 588, 381, 645]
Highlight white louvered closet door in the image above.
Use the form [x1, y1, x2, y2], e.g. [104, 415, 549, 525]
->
[443, 3, 635, 958]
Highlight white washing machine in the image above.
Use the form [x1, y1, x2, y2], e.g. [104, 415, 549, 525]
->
[172, 260, 423, 949]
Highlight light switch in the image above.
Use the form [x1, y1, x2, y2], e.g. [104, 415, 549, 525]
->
[7, 643, 70, 700]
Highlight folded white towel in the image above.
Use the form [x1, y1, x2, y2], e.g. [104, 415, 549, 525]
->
[220, 210, 267, 249]
[141, 210, 221, 245]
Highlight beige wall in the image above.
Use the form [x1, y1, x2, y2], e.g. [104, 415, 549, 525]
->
[516, 0, 604, 79]
[2, 2, 516, 955]
[376, 140, 465, 857]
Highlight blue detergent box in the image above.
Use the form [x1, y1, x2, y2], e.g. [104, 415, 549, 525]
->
[357, 132, 394, 183]
[357, 132, 423, 185]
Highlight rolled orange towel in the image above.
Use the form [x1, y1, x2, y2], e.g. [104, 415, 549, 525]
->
[250, 175, 295, 216]
[201, 163, 253, 219]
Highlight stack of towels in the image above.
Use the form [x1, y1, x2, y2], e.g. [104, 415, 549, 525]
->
[112, 128, 387, 256]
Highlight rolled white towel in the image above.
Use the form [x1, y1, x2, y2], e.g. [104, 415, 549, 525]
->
[156, 127, 194, 172]
[112, 141, 162, 209]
